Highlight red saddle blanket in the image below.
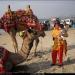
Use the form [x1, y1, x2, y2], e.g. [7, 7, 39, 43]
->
[0, 10, 43, 33]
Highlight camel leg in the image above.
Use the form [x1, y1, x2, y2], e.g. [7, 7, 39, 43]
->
[34, 38, 39, 56]
[9, 32, 18, 53]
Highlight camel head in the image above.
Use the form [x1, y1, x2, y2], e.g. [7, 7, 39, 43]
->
[38, 23, 46, 38]
[37, 24, 46, 37]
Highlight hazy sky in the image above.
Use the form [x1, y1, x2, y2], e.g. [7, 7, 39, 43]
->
[0, 0, 75, 18]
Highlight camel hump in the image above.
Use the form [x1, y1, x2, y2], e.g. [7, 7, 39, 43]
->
[0, 6, 43, 33]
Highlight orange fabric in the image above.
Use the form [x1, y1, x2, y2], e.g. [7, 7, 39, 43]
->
[52, 38, 64, 51]
[51, 28, 64, 51]
[52, 28, 61, 38]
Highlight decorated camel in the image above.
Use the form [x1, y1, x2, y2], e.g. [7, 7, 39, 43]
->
[0, 5, 45, 56]
[0, 4, 46, 71]
[0, 29, 45, 71]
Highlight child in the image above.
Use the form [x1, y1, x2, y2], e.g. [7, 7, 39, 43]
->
[51, 20, 65, 67]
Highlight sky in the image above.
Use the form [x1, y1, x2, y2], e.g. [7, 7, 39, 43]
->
[0, 0, 75, 19]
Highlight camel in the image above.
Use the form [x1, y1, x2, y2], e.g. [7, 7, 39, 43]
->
[19, 28, 45, 56]
[0, 28, 45, 71]
[0, 5, 45, 55]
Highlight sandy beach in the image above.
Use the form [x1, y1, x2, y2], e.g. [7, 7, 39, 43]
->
[0, 28, 75, 73]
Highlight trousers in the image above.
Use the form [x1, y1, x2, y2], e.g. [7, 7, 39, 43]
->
[51, 45, 64, 65]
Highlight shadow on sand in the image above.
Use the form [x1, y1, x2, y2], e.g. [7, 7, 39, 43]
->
[11, 57, 75, 73]
[26, 48, 51, 60]
[12, 60, 51, 73]
[11, 48, 51, 73]
[33, 48, 50, 55]
[63, 58, 75, 66]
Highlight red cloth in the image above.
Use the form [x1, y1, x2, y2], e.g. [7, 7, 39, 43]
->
[4, 24, 16, 33]
[35, 23, 43, 31]
[51, 45, 64, 65]
[0, 47, 10, 65]
[27, 20, 36, 30]
[4, 24, 10, 32]
[1, 10, 44, 33]
[0, 60, 5, 73]
[0, 65, 5, 73]
[2, 50, 10, 65]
